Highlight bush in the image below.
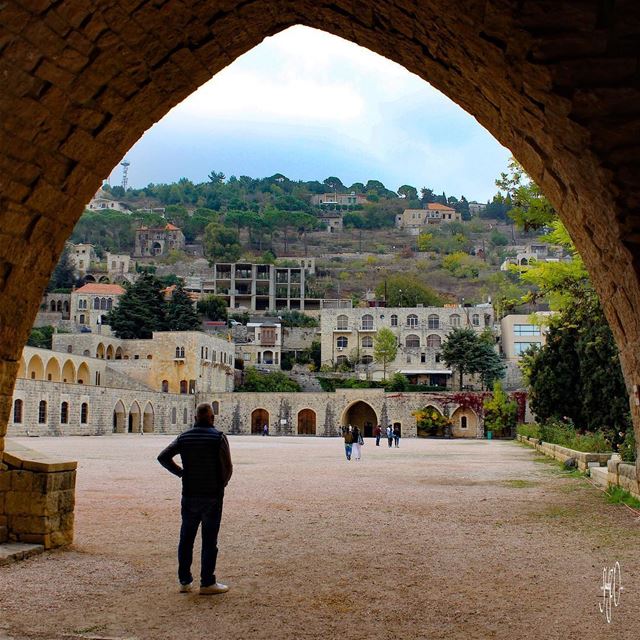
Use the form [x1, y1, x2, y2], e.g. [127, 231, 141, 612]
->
[537, 418, 612, 452]
[386, 372, 409, 391]
[619, 429, 637, 463]
[516, 423, 541, 439]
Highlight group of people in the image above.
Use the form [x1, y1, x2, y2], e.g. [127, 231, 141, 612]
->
[341, 423, 401, 460]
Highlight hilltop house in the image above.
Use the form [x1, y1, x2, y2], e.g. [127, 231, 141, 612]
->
[134, 223, 186, 257]
[395, 203, 461, 234]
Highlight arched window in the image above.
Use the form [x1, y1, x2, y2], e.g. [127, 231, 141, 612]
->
[100, 297, 107, 310]
[60, 402, 69, 424]
[171, 407, 177, 424]
[13, 399, 22, 423]
[472, 314, 480, 326]
[38, 400, 47, 424]
[180, 347, 185, 358]
[427, 334, 442, 348]
[107, 298, 113, 310]
[93, 298, 100, 309]
[336, 336, 348, 349]
[56, 300, 62, 312]
[50, 300, 56, 311]
[212, 401, 220, 415]
[362, 336, 373, 348]
[175, 347, 181, 358]
[336, 355, 347, 365]
[405, 334, 420, 348]
[407, 314, 418, 327]
[183, 407, 188, 424]
[361, 314, 373, 330]
[81, 403, 88, 424]
[179, 380, 188, 394]
[336, 314, 349, 330]
[428, 314, 440, 329]
[450, 314, 461, 327]
[361, 355, 373, 364]
[161, 380, 169, 393]
[390, 314, 398, 327]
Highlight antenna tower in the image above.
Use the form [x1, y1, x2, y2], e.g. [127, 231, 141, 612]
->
[120, 160, 130, 191]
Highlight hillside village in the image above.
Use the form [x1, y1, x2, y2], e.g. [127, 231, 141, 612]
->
[9, 171, 572, 441]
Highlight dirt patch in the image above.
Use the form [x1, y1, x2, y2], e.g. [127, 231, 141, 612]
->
[1, 436, 639, 639]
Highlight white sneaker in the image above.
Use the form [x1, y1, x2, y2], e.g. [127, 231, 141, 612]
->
[199, 582, 229, 595]
[179, 582, 193, 593]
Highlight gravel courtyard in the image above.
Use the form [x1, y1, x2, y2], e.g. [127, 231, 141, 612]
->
[1, 435, 639, 639]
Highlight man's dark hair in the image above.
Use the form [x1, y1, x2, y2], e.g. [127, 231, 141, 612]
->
[196, 403, 214, 423]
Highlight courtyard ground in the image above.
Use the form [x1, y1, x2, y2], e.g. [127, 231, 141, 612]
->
[1, 436, 639, 639]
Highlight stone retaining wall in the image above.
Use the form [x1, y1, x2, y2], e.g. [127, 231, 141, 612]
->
[517, 434, 640, 500]
[516, 434, 613, 471]
[0, 443, 76, 549]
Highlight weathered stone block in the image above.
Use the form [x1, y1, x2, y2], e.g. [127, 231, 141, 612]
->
[11, 470, 32, 492]
[0, 469, 10, 491]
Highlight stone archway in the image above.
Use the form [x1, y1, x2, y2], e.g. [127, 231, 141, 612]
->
[251, 408, 269, 434]
[128, 402, 141, 434]
[342, 401, 378, 437]
[143, 403, 154, 433]
[450, 407, 479, 439]
[1, 2, 640, 529]
[297, 408, 316, 435]
[113, 400, 126, 434]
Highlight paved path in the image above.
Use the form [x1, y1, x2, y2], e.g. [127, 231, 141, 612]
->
[1, 436, 639, 639]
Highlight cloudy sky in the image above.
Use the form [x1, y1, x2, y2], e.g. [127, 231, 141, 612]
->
[119, 26, 510, 202]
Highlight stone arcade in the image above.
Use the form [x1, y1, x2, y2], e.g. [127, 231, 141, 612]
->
[2, 1, 640, 548]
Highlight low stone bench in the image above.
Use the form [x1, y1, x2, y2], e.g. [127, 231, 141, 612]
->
[0, 440, 77, 549]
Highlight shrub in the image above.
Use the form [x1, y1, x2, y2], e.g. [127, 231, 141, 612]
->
[516, 423, 541, 439]
[537, 418, 612, 452]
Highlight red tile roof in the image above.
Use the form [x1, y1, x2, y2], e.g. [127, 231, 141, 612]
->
[74, 283, 125, 295]
[165, 223, 179, 231]
[426, 202, 456, 211]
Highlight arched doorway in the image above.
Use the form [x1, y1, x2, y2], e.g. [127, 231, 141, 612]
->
[27, 355, 44, 380]
[143, 403, 154, 433]
[342, 401, 377, 438]
[297, 409, 316, 435]
[61, 360, 75, 384]
[113, 401, 126, 433]
[415, 406, 448, 438]
[251, 408, 269, 434]
[128, 402, 141, 434]
[77, 362, 90, 385]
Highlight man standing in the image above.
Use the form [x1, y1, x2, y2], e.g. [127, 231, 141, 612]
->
[374, 424, 382, 446]
[386, 424, 393, 448]
[158, 402, 233, 595]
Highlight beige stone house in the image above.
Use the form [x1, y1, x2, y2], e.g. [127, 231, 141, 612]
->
[134, 223, 186, 257]
[320, 305, 494, 385]
[395, 203, 461, 234]
[70, 282, 125, 330]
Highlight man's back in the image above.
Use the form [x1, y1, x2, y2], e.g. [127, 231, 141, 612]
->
[158, 424, 232, 497]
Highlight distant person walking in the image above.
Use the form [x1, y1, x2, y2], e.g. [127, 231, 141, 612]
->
[262, 423, 269, 436]
[158, 402, 233, 595]
[386, 424, 393, 448]
[374, 424, 382, 446]
[343, 425, 354, 461]
[393, 424, 401, 448]
[352, 426, 363, 461]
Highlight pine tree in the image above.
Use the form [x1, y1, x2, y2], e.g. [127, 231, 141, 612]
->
[166, 282, 200, 331]
[106, 272, 167, 339]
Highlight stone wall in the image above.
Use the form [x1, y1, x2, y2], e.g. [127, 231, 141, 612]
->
[202, 389, 488, 438]
[0, 443, 76, 549]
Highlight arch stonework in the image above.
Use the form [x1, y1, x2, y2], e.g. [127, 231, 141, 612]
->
[0, 3, 639, 463]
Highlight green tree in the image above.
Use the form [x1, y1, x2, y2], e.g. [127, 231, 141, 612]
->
[441, 328, 503, 390]
[203, 222, 242, 263]
[47, 244, 77, 291]
[165, 281, 200, 331]
[238, 367, 301, 392]
[105, 272, 167, 339]
[27, 325, 56, 349]
[373, 327, 398, 380]
[495, 157, 555, 231]
[197, 295, 228, 322]
[483, 381, 517, 437]
[387, 372, 409, 391]
[375, 274, 444, 307]
[397, 184, 418, 200]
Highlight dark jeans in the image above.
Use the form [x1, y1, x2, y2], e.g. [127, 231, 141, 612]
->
[375, 435, 381, 446]
[178, 494, 224, 587]
[388, 437, 393, 448]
